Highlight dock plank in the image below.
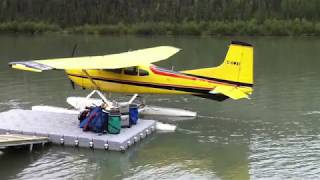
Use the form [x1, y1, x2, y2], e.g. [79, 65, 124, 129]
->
[0, 134, 48, 151]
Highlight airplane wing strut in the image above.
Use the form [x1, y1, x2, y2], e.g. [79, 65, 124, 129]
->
[82, 70, 101, 91]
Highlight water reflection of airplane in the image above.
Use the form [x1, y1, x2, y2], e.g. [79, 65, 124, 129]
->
[9, 41, 253, 101]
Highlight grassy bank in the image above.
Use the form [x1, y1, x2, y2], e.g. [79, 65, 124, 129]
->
[1, 19, 320, 36]
[0, 21, 61, 34]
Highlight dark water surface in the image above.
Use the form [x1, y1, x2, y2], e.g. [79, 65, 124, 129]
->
[0, 35, 320, 180]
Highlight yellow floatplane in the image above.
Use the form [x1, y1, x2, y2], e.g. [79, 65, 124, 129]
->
[9, 41, 254, 102]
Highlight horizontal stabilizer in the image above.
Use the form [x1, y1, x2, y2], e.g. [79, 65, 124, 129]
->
[9, 46, 180, 72]
[210, 86, 249, 100]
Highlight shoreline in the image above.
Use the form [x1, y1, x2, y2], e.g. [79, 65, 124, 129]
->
[1, 19, 320, 36]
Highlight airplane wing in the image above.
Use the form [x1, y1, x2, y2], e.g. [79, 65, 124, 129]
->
[9, 46, 180, 72]
[210, 86, 249, 100]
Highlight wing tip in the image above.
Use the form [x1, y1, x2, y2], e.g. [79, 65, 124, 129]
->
[9, 61, 53, 72]
[160, 46, 181, 52]
[10, 63, 42, 72]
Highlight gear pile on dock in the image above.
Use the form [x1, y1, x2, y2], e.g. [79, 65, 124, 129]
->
[78, 103, 139, 135]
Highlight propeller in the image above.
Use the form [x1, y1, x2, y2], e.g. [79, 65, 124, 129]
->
[69, 44, 78, 90]
[71, 44, 78, 57]
[70, 80, 75, 89]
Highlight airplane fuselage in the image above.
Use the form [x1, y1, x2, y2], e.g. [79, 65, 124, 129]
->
[66, 65, 252, 101]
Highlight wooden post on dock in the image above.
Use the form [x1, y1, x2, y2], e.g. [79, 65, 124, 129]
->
[0, 134, 48, 151]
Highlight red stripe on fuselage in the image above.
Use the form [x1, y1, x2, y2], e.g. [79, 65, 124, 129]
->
[149, 65, 234, 86]
[150, 65, 197, 80]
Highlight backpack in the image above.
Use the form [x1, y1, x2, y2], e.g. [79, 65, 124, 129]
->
[80, 106, 108, 133]
[93, 109, 109, 133]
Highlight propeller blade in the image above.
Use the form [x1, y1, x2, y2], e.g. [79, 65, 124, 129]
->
[70, 80, 75, 89]
[71, 44, 78, 57]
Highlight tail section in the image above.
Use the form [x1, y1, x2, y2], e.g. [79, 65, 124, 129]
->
[183, 41, 254, 87]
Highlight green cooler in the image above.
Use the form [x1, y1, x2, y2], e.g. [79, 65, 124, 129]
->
[108, 107, 121, 134]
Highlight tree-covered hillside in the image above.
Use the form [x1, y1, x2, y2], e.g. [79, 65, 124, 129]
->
[0, 0, 320, 35]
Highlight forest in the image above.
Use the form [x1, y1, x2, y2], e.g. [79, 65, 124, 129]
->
[0, 0, 319, 35]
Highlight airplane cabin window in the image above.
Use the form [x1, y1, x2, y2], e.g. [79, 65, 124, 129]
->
[139, 69, 149, 76]
[124, 67, 138, 75]
[104, 69, 122, 74]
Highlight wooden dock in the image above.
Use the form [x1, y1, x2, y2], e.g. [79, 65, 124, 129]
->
[0, 134, 48, 151]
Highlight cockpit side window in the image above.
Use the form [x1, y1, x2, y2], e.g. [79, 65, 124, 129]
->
[105, 68, 122, 74]
[124, 67, 138, 75]
[138, 69, 149, 76]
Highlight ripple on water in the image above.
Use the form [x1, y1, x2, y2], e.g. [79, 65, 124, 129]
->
[303, 111, 320, 116]
[0, 99, 31, 111]
[14, 152, 98, 180]
[123, 162, 218, 180]
[249, 135, 320, 179]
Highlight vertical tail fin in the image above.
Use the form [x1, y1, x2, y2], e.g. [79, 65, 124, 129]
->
[183, 41, 254, 87]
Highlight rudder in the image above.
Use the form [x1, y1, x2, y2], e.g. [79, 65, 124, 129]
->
[183, 41, 254, 87]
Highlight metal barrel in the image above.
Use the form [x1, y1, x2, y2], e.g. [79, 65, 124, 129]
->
[129, 103, 139, 125]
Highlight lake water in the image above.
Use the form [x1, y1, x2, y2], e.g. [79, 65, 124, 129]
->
[0, 35, 320, 180]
